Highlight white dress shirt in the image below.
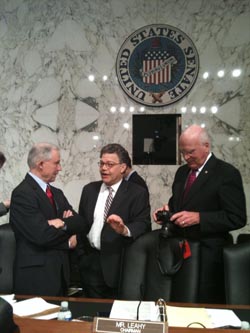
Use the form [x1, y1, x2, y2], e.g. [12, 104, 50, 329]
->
[87, 180, 122, 250]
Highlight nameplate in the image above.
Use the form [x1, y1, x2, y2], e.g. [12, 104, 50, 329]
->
[93, 317, 167, 333]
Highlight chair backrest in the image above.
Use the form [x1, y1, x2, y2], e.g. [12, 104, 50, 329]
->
[119, 230, 200, 302]
[0, 297, 19, 333]
[236, 233, 250, 244]
[0, 223, 16, 294]
[223, 242, 250, 305]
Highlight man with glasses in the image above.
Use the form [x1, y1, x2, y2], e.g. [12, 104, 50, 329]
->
[77, 143, 151, 298]
[153, 124, 246, 303]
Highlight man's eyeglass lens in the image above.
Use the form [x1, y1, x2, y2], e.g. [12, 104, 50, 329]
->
[98, 162, 120, 168]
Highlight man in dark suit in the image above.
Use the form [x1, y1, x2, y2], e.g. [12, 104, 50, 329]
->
[10, 143, 84, 296]
[153, 125, 246, 303]
[77, 143, 151, 298]
[123, 154, 149, 196]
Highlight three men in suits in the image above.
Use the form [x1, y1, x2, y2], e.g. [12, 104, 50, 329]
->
[154, 125, 246, 303]
[77, 143, 151, 298]
[10, 143, 84, 296]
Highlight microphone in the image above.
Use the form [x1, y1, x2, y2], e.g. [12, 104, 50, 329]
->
[156, 298, 167, 322]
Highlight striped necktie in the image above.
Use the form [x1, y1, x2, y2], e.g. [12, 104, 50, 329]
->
[103, 186, 113, 222]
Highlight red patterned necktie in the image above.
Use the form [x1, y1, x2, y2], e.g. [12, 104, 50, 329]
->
[183, 169, 197, 199]
[103, 186, 113, 222]
[46, 185, 55, 208]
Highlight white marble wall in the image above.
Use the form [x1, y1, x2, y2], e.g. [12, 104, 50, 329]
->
[0, 0, 249, 238]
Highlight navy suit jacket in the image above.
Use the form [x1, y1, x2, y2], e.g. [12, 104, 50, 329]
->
[78, 179, 151, 287]
[10, 173, 84, 296]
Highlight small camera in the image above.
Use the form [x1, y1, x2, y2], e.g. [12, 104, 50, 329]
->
[156, 210, 174, 238]
[156, 210, 173, 225]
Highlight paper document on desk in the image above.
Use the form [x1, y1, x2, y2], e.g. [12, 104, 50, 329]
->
[206, 308, 241, 328]
[0, 294, 16, 305]
[12, 297, 60, 319]
[166, 305, 213, 328]
[110, 300, 159, 321]
[110, 301, 241, 328]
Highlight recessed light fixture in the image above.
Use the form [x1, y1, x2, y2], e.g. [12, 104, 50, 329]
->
[211, 106, 218, 114]
[217, 70, 225, 78]
[120, 106, 126, 113]
[88, 74, 95, 82]
[232, 69, 241, 77]
[200, 106, 206, 114]
[123, 123, 130, 129]
[203, 72, 209, 79]
[110, 106, 116, 113]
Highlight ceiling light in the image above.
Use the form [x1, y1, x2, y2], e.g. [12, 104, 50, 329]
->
[203, 72, 209, 79]
[232, 69, 241, 77]
[88, 74, 95, 82]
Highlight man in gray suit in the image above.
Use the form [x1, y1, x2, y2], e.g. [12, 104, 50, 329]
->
[10, 143, 84, 296]
[154, 125, 246, 303]
[77, 143, 151, 298]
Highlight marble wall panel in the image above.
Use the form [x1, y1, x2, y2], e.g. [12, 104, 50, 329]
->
[0, 0, 249, 240]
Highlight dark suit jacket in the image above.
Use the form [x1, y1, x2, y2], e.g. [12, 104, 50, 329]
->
[168, 154, 246, 302]
[10, 173, 84, 296]
[127, 171, 149, 195]
[78, 179, 151, 288]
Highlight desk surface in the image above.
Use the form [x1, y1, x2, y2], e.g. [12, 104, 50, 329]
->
[14, 296, 250, 333]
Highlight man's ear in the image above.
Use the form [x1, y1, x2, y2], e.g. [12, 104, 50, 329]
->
[120, 163, 127, 174]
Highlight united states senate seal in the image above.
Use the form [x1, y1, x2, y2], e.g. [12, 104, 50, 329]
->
[116, 24, 199, 107]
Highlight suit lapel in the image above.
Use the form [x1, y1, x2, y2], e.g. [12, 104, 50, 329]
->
[108, 180, 127, 214]
[25, 174, 57, 214]
[183, 154, 217, 203]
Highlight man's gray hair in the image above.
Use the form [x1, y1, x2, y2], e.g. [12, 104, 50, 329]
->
[27, 143, 59, 169]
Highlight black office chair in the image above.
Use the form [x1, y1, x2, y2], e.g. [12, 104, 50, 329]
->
[0, 223, 16, 294]
[0, 297, 19, 333]
[236, 233, 250, 244]
[119, 229, 200, 302]
[223, 242, 250, 305]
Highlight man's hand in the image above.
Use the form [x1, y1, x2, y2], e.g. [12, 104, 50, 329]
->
[106, 214, 128, 236]
[63, 210, 73, 218]
[170, 211, 200, 228]
[153, 204, 169, 224]
[69, 235, 77, 249]
[3, 199, 10, 209]
[48, 218, 65, 229]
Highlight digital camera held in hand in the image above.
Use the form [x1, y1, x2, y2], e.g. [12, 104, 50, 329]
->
[156, 210, 174, 238]
[156, 210, 173, 226]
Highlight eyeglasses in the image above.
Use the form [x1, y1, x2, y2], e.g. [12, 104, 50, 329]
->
[98, 161, 121, 169]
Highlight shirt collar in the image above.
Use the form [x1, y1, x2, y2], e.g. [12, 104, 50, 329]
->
[28, 172, 48, 192]
[101, 179, 123, 194]
[197, 152, 212, 173]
